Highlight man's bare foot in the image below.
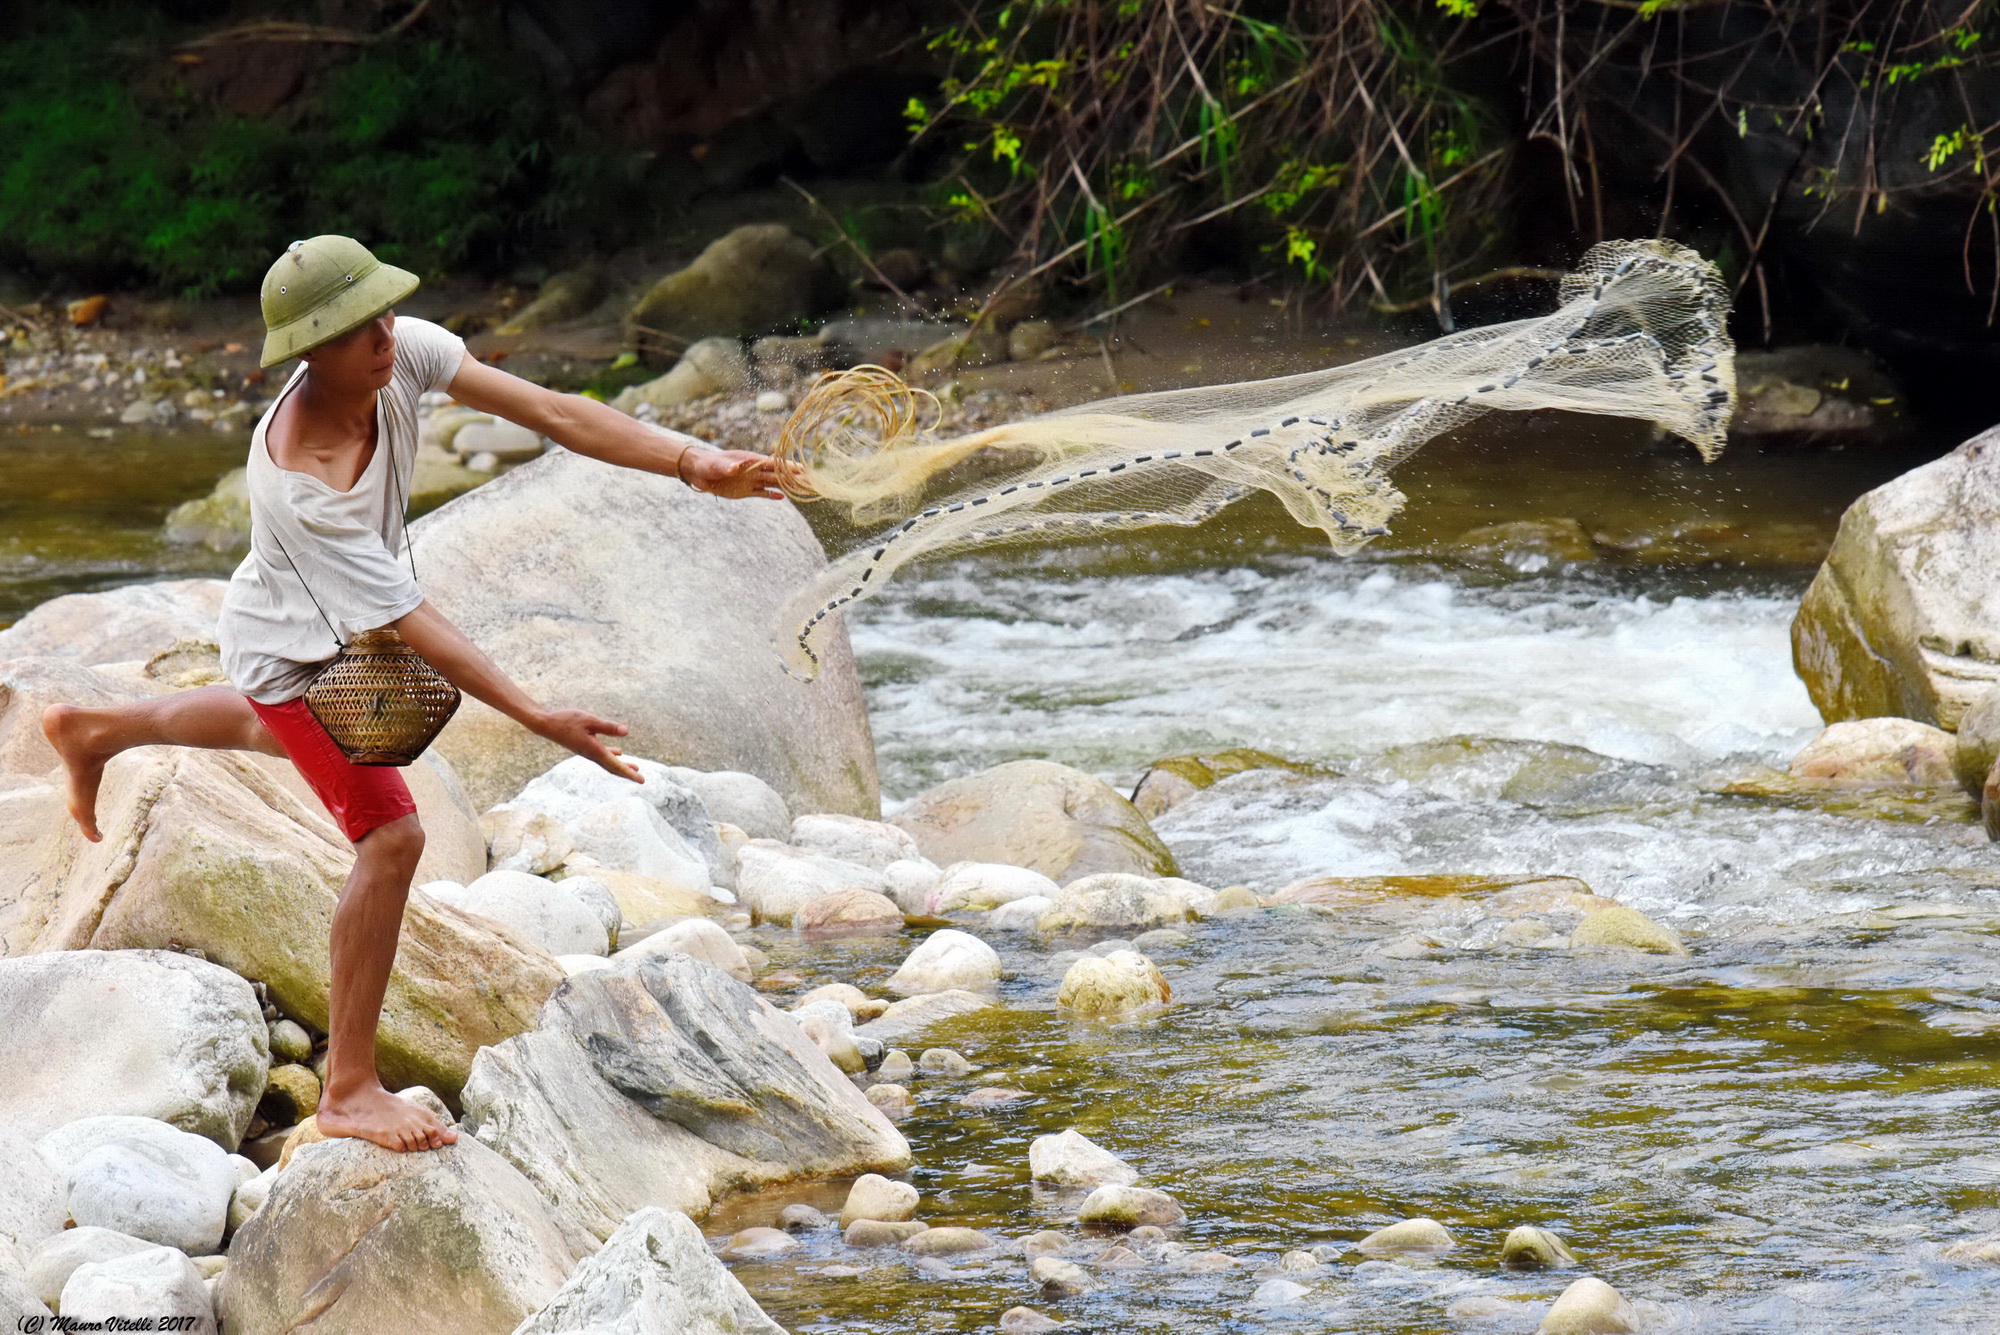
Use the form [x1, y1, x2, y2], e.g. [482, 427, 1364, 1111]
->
[41, 704, 108, 842]
[316, 1084, 459, 1153]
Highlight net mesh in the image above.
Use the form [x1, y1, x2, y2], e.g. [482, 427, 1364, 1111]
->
[771, 238, 1735, 681]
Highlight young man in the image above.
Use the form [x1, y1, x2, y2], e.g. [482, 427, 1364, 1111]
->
[41, 235, 782, 1152]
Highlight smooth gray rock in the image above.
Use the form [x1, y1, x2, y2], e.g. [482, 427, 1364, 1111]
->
[0, 578, 225, 665]
[660, 767, 790, 842]
[886, 929, 1002, 996]
[66, 1133, 238, 1255]
[0, 1128, 65, 1259]
[460, 954, 909, 1241]
[410, 448, 879, 817]
[455, 871, 610, 957]
[0, 951, 268, 1146]
[1028, 1129, 1138, 1189]
[61, 1247, 213, 1334]
[515, 1205, 784, 1334]
[895, 759, 1176, 882]
[26, 1227, 164, 1310]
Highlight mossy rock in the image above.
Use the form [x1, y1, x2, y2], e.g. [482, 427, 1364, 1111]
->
[162, 467, 251, 553]
[1702, 764, 1979, 824]
[1131, 748, 1331, 818]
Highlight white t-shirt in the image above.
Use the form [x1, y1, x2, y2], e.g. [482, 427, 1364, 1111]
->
[219, 317, 467, 704]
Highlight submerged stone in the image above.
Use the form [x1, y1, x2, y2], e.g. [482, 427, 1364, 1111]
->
[1501, 1225, 1578, 1269]
[1537, 1276, 1638, 1334]
[1569, 906, 1688, 955]
[1355, 1217, 1456, 1255]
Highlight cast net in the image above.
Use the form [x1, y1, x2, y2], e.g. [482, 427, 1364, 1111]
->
[771, 238, 1735, 680]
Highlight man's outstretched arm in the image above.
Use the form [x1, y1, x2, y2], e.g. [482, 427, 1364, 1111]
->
[389, 598, 639, 782]
[444, 355, 783, 500]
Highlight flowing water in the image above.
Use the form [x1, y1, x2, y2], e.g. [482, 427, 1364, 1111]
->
[11, 411, 2000, 1330]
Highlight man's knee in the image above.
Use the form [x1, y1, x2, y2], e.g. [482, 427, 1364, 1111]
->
[356, 814, 424, 869]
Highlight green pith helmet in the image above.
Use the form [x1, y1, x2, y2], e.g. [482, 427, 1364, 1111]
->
[259, 235, 419, 368]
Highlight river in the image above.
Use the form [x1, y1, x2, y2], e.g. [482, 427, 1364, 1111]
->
[8, 409, 2000, 1331]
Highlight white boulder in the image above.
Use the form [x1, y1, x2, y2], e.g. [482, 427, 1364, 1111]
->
[1028, 1129, 1139, 1189]
[789, 813, 923, 870]
[613, 918, 752, 983]
[26, 1227, 164, 1311]
[454, 870, 611, 957]
[61, 1248, 214, 1335]
[1056, 951, 1170, 1016]
[931, 863, 1062, 914]
[565, 797, 714, 892]
[885, 929, 1002, 997]
[0, 951, 267, 1145]
[0, 1127, 65, 1257]
[989, 895, 1056, 931]
[733, 841, 889, 924]
[660, 767, 790, 841]
[65, 1131, 238, 1255]
[513, 1206, 783, 1335]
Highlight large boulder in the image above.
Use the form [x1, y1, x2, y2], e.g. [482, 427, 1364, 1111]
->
[61, 1248, 215, 1335]
[408, 447, 878, 817]
[63, 1124, 239, 1254]
[0, 661, 556, 1101]
[894, 760, 1178, 882]
[0, 579, 225, 665]
[459, 954, 909, 1240]
[734, 841, 889, 925]
[0, 1126, 66, 1256]
[0, 951, 266, 1146]
[623, 225, 839, 348]
[515, 1206, 784, 1335]
[1788, 717, 1956, 785]
[1792, 427, 2000, 728]
[222, 1124, 583, 1335]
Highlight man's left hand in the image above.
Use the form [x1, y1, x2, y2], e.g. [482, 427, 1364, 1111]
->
[683, 449, 784, 500]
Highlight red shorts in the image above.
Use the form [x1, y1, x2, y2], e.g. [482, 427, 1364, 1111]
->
[248, 696, 418, 843]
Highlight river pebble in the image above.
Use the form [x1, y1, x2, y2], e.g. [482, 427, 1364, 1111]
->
[266, 1018, 312, 1065]
[1092, 1244, 1143, 1267]
[779, 1203, 828, 1232]
[919, 1047, 973, 1076]
[1028, 1129, 1139, 1188]
[1501, 1225, 1578, 1269]
[844, 1219, 928, 1247]
[1278, 1249, 1319, 1270]
[905, 1227, 997, 1256]
[959, 1087, 1033, 1109]
[1030, 1255, 1091, 1295]
[1020, 1230, 1068, 1256]
[1569, 905, 1686, 955]
[718, 1227, 797, 1260]
[1356, 1217, 1457, 1255]
[866, 1084, 914, 1119]
[1077, 1184, 1185, 1229]
[1250, 1277, 1310, 1306]
[998, 1306, 1067, 1333]
[841, 1174, 918, 1226]
[1538, 1276, 1638, 1333]
[877, 1049, 915, 1082]
[888, 929, 1003, 995]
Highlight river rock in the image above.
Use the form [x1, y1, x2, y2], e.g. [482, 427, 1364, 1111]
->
[779, 1203, 828, 1232]
[735, 842, 891, 925]
[0, 1129, 65, 1258]
[886, 929, 1002, 996]
[25, 1227, 163, 1310]
[458, 954, 909, 1239]
[883, 859, 946, 914]
[512, 757, 725, 872]
[614, 337, 755, 411]
[790, 813, 924, 870]
[452, 870, 611, 956]
[408, 447, 877, 817]
[894, 760, 1177, 882]
[162, 468, 252, 552]
[228, 1166, 276, 1232]
[1538, 1276, 1638, 1334]
[565, 797, 715, 891]
[1056, 951, 1170, 1015]
[479, 805, 573, 875]
[796, 888, 904, 936]
[266, 1018, 313, 1065]
[613, 917, 751, 981]
[865, 1084, 913, 1118]
[1039, 875, 1197, 933]
[661, 767, 791, 841]
[796, 983, 879, 1021]
[919, 1047, 973, 1077]
[258, 1064, 320, 1124]
[854, 991, 994, 1045]
[840, 1174, 918, 1227]
[793, 1008, 865, 1074]
[1792, 426, 2000, 728]
[1356, 1217, 1456, 1254]
[66, 1131, 237, 1255]
[1788, 718, 1956, 785]
[718, 1226, 798, 1261]
[0, 951, 266, 1145]
[0, 578, 226, 665]
[1031, 1256, 1092, 1295]
[930, 863, 1062, 914]
[1130, 748, 1320, 820]
[0, 663, 537, 1102]
[1076, 1184, 1183, 1229]
[1569, 906, 1687, 955]
[876, 1048, 914, 1081]
[563, 862, 716, 926]
[497, 264, 606, 335]
[999, 1306, 1066, 1334]
[223, 1128, 581, 1335]
[990, 895, 1056, 931]
[906, 1227, 995, 1256]
[1250, 1277, 1311, 1307]
[1502, 1225, 1578, 1269]
[1029, 1129, 1139, 1188]
[1954, 690, 2000, 794]
[844, 1219, 928, 1247]
[624, 225, 837, 347]
[61, 1248, 213, 1334]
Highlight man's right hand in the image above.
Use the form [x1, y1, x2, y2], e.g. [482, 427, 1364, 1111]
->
[533, 708, 641, 782]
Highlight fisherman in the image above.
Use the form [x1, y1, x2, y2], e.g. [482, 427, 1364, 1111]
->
[40, 235, 781, 1152]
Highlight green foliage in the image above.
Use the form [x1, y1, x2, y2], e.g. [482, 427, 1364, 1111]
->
[907, 2, 1505, 302]
[0, 4, 645, 294]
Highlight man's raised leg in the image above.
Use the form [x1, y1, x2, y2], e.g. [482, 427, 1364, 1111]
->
[312, 813, 457, 1152]
[41, 687, 286, 841]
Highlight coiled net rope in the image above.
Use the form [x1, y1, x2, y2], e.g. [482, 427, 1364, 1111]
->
[772, 238, 1735, 680]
